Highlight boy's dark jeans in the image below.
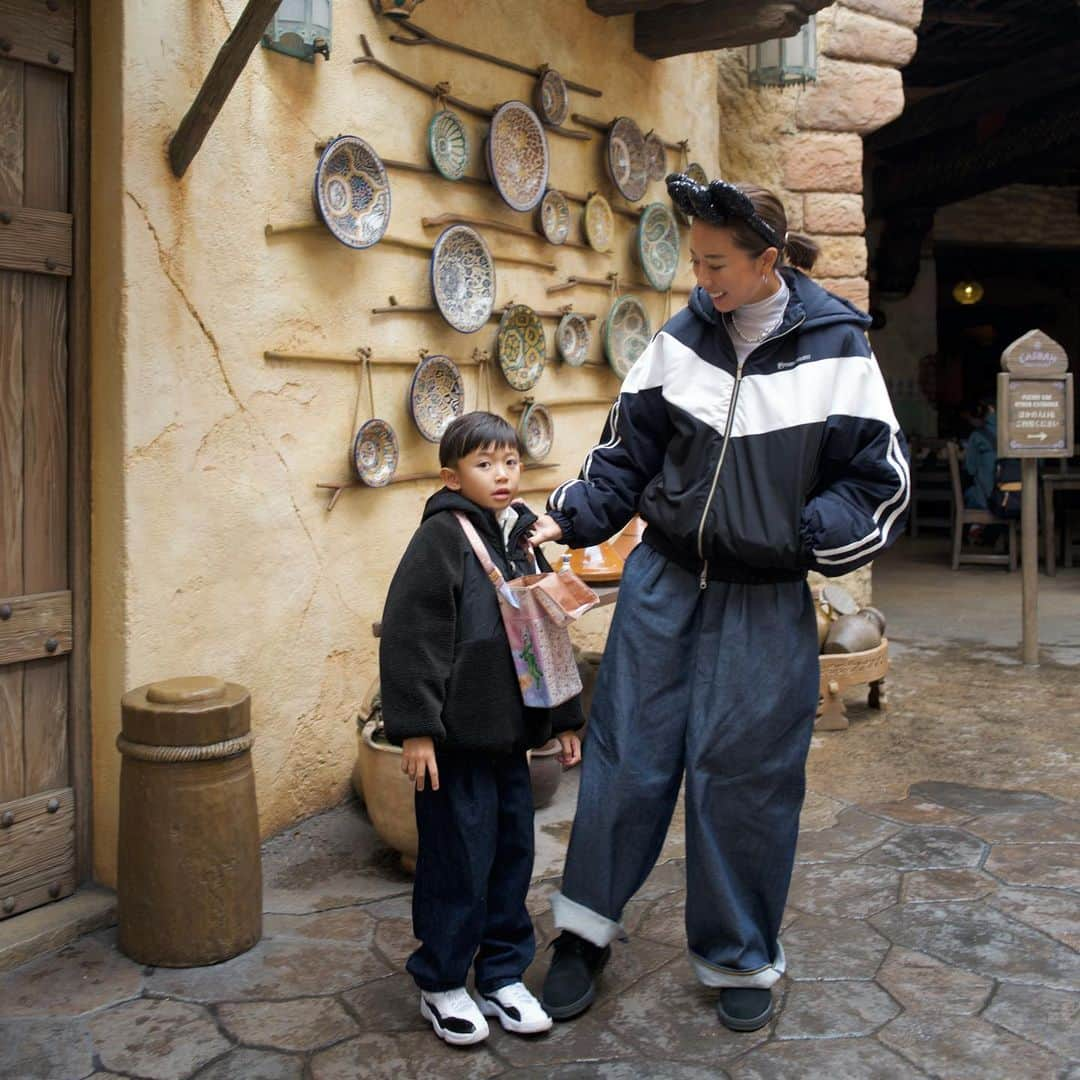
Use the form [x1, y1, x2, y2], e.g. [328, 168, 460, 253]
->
[407, 748, 536, 994]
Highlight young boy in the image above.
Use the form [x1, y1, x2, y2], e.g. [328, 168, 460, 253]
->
[379, 411, 583, 1047]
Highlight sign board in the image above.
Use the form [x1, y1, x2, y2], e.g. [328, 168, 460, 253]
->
[997, 373, 1074, 458]
[1000, 329, 1069, 375]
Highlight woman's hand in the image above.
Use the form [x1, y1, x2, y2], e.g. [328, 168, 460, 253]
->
[401, 736, 439, 791]
[528, 513, 564, 546]
[556, 731, 582, 768]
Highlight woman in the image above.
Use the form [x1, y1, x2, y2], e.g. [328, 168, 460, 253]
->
[529, 175, 909, 1032]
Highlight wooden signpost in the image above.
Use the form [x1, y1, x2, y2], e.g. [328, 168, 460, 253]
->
[997, 330, 1074, 664]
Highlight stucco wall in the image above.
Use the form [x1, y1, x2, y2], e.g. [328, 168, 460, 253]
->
[89, 0, 719, 885]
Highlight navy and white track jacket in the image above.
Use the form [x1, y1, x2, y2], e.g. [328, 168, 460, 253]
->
[548, 268, 910, 585]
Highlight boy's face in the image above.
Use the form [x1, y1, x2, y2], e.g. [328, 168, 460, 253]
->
[441, 441, 521, 512]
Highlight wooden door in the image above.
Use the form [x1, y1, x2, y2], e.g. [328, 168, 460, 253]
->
[0, 0, 89, 919]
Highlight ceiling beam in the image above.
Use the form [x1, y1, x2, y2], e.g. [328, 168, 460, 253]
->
[633, 0, 829, 59]
[869, 39, 1080, 154]
[873, 93, 1080, 212]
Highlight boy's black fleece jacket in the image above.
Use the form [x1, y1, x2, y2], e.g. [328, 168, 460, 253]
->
[379, 489, 583, 754]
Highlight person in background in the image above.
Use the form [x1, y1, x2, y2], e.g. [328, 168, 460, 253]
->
[962, 399, 998, 543]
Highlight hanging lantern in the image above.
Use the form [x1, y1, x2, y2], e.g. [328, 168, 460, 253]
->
[262, 0, 332, 62]
[747, 16, 817, 87]
[952, 280, 984, 306]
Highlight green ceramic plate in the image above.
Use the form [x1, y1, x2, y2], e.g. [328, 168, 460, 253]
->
[604, 295, 651, 379]
[427, 109, 470, 182]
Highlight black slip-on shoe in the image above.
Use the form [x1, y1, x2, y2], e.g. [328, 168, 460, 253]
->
[717, 987, 774, 1032]
[541, 931, 611, 1020]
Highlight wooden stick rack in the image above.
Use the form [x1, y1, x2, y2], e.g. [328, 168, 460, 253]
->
[319, 461, 561, 511]
[561, 189, 643, 220]
[371, 301, 598, 321]
[508, 397, 615, 412]
[572, 112, 688, 153]
[547, 274, 620, 295]
[263, 349, 488, 367]
[353, 35, 591, 140]
[419, 212, 594, 253]
[384, 19, 603, 98]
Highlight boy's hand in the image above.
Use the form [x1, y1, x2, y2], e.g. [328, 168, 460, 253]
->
[528, 514, 564, 547]
[556, 731, 582, 768]
[401, 736, 439, 791]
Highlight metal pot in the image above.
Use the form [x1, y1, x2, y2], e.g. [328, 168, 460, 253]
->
[823, 611, 884, 655]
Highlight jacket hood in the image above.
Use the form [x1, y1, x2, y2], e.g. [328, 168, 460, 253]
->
[687, 266, 872, 334]
[422, 487, 538, 547]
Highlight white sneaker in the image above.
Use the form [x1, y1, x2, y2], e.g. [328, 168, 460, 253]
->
[479, 981, 554, 1035]
[419, 987, 490, 1046]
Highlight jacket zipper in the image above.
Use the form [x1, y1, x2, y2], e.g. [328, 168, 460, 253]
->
[696, 314, 807, 590]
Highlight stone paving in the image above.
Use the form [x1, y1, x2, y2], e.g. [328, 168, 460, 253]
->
[1, 542, 1078, 1079]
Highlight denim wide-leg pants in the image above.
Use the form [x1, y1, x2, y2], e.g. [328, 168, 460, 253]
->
[552, 543, 819, 988]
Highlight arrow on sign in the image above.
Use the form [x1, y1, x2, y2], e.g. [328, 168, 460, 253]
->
[1027, 433, 1049, 440]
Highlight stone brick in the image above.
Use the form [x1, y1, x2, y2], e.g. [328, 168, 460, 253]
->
[804, 193, 865, 235]
[812, 235, 868, 278]
[797, 59, 905, 136]
[819, 277, 869, 310]
[824, 9, 918, 66]
[782, 134, 863, 193]
[838, 0, 924, 29]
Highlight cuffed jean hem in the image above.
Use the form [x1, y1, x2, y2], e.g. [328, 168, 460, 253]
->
[689, 942, 786, 989]
[551, 891, 622, 948]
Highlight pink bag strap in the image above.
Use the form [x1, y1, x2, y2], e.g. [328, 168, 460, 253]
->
[453, 512, 507, 589]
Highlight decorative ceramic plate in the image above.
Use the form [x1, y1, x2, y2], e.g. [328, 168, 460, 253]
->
[674, 161, 708, 223]
[583, 192, 614, 253]
[312, 135, 391, 250]
[556, 311, 591, 367]
[606, 116, 648, 203]
[497, 304, 546, 391]
[534, 68, 569, 127]
[486, 101, 549, 213]
[430, 225, 496, 334]
[644, 131, 666, 182]
[637, 202, 680, 292]
[352, 418, 399, 487]
[518, 401, 554, 462]
[604, 295, 652, 379]
[427, 109, 470, 181]
[408, 354, 465, 443]
[537, 189, 570, 245]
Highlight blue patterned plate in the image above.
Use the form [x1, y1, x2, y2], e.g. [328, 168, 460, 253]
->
[556, 311, 591, 367]
[352, 418, 399, 486]
[408, 354, 465, 443]
[427, 109, 470, 182]
[430, 225, 496, 334]
[497, 304, 546, 391]
[486, 101, 549, 213]
[313, 135, 391, 249]
[518, 401, 554, 462]
[636, 203, 680, 291]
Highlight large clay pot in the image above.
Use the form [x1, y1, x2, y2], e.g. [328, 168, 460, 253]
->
[356, 719, 418, 873]
[528, 739, 563, 809]
[823, 611, 884, 655]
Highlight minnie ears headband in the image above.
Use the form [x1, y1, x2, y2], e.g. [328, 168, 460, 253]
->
[666, 173, 783, 250]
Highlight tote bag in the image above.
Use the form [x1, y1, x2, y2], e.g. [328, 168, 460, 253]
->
[454, 512, 598, 708]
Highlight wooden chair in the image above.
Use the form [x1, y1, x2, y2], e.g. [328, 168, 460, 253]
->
[946, 441, 1018, 571]
[1064, 510, 1080, 569]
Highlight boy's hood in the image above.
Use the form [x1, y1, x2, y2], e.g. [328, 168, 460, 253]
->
[687, 266, 872, 334]
[422, 487, 538, 548]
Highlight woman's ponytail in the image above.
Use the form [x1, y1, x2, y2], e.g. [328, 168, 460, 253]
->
[783, 231, 819, 273]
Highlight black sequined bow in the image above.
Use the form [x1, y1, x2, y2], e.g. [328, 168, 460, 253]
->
[666, 173, 782, 249]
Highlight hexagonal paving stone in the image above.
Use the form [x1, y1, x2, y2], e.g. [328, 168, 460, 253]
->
[984, 843, 1080, 889]
[875, 946, 993, 1015]
[906, 782, 1060, 816]
[774, 980, 899, 1039]
[859, 826, 987, 871]
[145, 937, 390, 1003]
[88, 998, 232, 1080]
[964, 809, 1080, 845]
[860, 797, 974, 827]
[193, 1048, 304, 1080]
[372, 917, 419, 966]
[512, 1062, 727, 1079]
[878, 1013, 1064, 1079]
[596, 959, 770, 1064]
[0, 930, 143, 1018]
[870, 901, 1080, 990]
[780, 916, 891, 981]
[310, 1032, 503, 1079]
[795, 809, 901, 864]
[487, 1002, 633, 1069]
[341, 972, 429, 1033]
[987, 886, 1080, 949]
[217, 997, 357, 1051]
[0, 1018, 94, 1080]
[787, 862, 900, 918]
[731, 1036, 917, 1079]
[900, 868, 998, 904]
[262, 906, 378, 945]
[633, 891, 686, 948]
[798, 791, 849, 832]
[983, 982, 1080, 1060]
[636, 859, 687, 900]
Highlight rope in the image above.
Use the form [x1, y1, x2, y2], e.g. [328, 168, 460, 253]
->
[116, 732, 254, 763]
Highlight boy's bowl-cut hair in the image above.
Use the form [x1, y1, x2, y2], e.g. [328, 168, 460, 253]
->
[439, 411, 526, 468]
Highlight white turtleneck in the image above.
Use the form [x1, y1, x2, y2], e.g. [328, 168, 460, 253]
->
[724, 276, 790, 365]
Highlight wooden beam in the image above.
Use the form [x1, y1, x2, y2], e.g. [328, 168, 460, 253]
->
[633, 0, 830, 60]
[874, 93, 1080, 212]
[168, 0, 282, 179]
[871, 41, 1080, 154]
